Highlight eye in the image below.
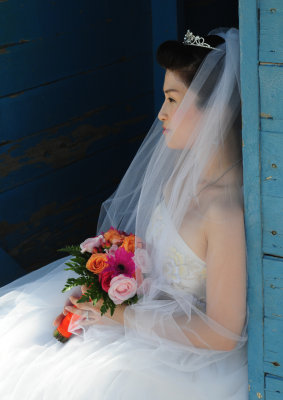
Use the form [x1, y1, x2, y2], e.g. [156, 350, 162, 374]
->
[168, 97, 176, 103]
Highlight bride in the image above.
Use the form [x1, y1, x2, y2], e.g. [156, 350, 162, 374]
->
[0, 27, 248, 399]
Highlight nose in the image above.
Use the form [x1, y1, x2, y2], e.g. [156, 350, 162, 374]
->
[158, 102, 167, 122]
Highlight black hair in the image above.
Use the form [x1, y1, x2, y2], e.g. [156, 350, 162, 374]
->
[156, 35, 225, 109]
[157, 33, 242, 156]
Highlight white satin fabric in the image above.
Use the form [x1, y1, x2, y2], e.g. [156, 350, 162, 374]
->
[0, 199, 248, 399]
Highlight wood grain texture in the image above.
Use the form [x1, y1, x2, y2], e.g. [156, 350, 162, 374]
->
[261, 131, 283, 255]
[239, 0, 264, 398]
[261, 131, 283, 199]
[264, 316, 283, 376]
[259, 0, 283, 63]
[0, 32, 150, 98]
[262, 195, 283, 256]
[0, 1, 111, 43]
[0, 137, 142, 272]
[0, 95, 152, 192]
[0, 1, 151, 97]
[0, 54, 152, 143]
[264, 256, 283, 322]
[263, 255, 283, 384]
[259, 64, 283, 132]
[0, 0, 154, 283]
[265, 374, 283, 400]
[259, 6, 283, 392]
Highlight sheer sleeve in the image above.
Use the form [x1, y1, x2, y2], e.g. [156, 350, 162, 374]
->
[205, 202, 247, 344]
[97, 28, 248, 371]
[124, 201, 247, 354]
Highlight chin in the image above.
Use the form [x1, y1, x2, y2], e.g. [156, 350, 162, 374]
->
[164, 130, 192, 150]
[165, 137, 187, 150]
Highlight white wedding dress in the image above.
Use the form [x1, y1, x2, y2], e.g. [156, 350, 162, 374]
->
[0, 200, 248, 399]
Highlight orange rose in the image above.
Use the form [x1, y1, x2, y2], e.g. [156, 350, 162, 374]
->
[104, 228, 124, 245]
[121, 234, 136, 253]
[86, 253, 109, 274]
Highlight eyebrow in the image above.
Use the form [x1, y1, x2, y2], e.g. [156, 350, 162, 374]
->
[163, 89, 180, 94]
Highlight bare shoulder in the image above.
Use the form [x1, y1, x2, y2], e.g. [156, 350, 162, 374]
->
[204, 195, 245, 238]
[207, 197, 244, 220]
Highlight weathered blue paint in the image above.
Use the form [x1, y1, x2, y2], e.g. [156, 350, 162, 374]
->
[241, 0, 283, 397]
[259, 64, 283, 133]
[1, 2, 283, 397]
[261, 130, 283, 256]
[0, 130, 145, 271]
[259, 0, 283, 63]
[0, 1, 151, 97]
[262, 195, 283, 256]
[264, 317, 283, 376]
[0, 56, 152, 143]
[261, 131, 283, 198]
[239, 0, 264, 398]
[0, 0, 153, 284]
[263, 257, 283, 376]
[0, 94, 152, 193]
[264, 256, 283, 323]
[265, 374, 283, 400]
[259, 9, 283, 393]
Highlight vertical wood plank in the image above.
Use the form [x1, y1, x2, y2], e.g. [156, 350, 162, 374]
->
[239, 0, 264, 398]
[151, 0, 178, 114]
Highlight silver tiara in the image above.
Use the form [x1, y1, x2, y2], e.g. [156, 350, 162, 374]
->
[183, 29, 220, 51]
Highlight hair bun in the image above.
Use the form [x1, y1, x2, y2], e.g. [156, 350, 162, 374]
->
[156, 34, 225, 89]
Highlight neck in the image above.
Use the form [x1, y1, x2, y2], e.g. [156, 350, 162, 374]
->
[200, 134, 242, 187]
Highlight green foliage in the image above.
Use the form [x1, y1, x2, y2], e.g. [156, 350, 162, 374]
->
[58, 245, 115, 316]
[58, 245, 86, 258]
[76, 280, 117, 316]
[58, 244, 139, 317]
[124, 294, 138, 305]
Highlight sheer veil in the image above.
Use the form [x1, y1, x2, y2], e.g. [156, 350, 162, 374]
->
[0, 26, 248, 400]
[97, 27, 248, 370]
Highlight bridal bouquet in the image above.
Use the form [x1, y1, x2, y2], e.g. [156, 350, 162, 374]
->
[53, 227, 139, 342]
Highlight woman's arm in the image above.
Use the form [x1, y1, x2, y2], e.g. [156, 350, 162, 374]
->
[172, 202, 247, 350]
[124, 202, 247, 351]
[62, 203, 247, 351]
[205, 202, 247, 347]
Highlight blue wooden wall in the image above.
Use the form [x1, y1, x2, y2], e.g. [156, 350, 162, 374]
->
[240, 0, 283, 398]
[0, 0, 153, 285]
[3, 1, 282, 397]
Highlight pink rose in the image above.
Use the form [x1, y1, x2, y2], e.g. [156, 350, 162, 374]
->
[80, 235, 105, 253]
[108, 275, 137, 305]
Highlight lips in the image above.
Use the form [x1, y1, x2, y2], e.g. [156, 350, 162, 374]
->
[162, 127, 171, 135]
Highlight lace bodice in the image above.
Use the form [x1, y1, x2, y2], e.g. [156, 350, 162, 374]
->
[145, 200, 207, 303]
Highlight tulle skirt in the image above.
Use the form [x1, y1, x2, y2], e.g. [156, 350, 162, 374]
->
[0, 256, 248, 399]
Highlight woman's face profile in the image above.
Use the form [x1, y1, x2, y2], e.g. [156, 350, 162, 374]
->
[158, 70, 201, 149]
